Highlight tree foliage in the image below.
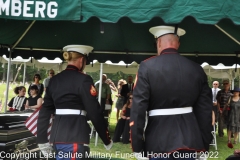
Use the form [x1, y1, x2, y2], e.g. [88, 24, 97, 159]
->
[0, 63, 47, 83]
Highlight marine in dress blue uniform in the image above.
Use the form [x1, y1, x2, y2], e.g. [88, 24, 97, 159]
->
[130, 26, 212, 160]
[37, 45, 113, 160]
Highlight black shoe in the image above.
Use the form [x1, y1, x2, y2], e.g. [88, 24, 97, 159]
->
[113, 140, 120, 143]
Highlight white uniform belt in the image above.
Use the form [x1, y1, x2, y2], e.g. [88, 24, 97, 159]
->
[56, 109, 87, 116]
[149, 107, 192, 116]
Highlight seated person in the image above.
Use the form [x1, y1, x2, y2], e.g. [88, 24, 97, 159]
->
[113, 94, 132, 144]
[27, 73, 44, 97]
[25, 85, 42, 110]
[8, 86, 27, 111]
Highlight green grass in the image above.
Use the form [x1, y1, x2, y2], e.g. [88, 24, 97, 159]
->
[89, 108, 135, 160]
[89, 106, 238, 160]
[0, 83, 23, 113]
[0, 84, 238, 159]
[213, 131, 238, 160]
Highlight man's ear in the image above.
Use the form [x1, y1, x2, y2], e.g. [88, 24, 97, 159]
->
[157, 38, 161, 48]
[79, 56, 84, 63]
[177, 42, 180, 49]
[157, 38, 161, 55]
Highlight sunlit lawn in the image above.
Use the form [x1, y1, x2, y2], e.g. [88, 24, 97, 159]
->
[89, 108, 238, 160]
[0, 83, 22, 113]
[0, 84, 238, 159]
[89, 107, 135, 160]
[90, 104, 238, 160]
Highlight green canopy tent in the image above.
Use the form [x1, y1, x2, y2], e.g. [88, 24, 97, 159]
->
[1, 17, 240, 64]
[0, 0, 240, 64]
[0, 0, 240, 111]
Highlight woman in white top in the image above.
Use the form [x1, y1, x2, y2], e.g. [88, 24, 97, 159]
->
[8, 86, 27, 111]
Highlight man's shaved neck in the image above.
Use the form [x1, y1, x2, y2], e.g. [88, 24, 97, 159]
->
[157, 34, 180, 55]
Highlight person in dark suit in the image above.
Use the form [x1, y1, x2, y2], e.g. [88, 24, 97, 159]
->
[130, 26, 212, 160]
[37, 45, 113, 159]
[121, 75, 134, 104]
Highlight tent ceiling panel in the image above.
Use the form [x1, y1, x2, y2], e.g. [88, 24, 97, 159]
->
[0, 1, 240, 65]
[4, 17, 240, 54]
[0, 17, 240, 65]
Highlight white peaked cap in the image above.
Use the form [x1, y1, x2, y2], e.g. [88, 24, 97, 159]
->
[63, 45, 94, 56]
[149, 26, 186, 38]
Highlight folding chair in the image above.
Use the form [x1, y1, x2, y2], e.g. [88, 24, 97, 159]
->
[104, 104, 112, 129]
[210, 123, 217, 150]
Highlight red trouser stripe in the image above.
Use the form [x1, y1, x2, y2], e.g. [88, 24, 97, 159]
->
[71, 143, 78, 160]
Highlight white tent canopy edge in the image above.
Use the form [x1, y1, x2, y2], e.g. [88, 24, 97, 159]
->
[2, 56, 240, 113]
[1, 55, 139, 74]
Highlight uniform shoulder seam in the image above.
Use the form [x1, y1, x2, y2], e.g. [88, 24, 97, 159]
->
[143, 56, 157, 62]
[78, 71, 87, 75]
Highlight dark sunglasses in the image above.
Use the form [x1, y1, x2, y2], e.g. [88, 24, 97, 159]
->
[49, 72, 54, 75]
[129, 97, 133, 99]
[223, 83, 229, 85]
[213, 84, 218, 85]
[34, 76, 39, 79]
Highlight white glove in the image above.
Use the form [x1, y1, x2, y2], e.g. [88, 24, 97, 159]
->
[104, 140, 113, 150]
[38, 143, 54, 157]
[134, 152, 149, 160]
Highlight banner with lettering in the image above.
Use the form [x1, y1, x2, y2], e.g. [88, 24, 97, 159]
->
[0, 0, 81, 20]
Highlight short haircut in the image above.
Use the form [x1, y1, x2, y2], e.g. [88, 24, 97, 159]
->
[213, 81, 219, 84]
[14, 86, 26, 95]
[103, 74, 107, 78]
[30, 85, 39, 94]
[48, 69, 55, 73]
[222, 79, 229, 83]
[33, 73, 41, 81]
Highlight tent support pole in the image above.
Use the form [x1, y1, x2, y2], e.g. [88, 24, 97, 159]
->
[95, 63, 103, 146]
[23, 62, 26, 86]
[232, 79, 234, 89]
[12, 20, 36, 49]
[4, 49, 12, 113]
[215, 24, 240, 45]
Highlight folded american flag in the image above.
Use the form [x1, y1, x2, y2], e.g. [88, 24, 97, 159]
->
[25, 106, 53, 140]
